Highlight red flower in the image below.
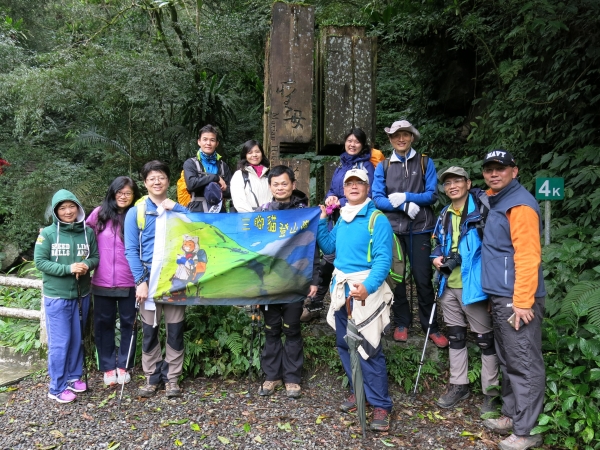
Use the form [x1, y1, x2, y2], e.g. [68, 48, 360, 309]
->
[0, 158, 10, 175]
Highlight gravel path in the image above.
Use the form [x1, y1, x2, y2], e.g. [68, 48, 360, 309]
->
[0, 367, 510, 450]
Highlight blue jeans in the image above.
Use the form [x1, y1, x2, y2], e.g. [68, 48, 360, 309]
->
[335, 306, 393, 411]
[45, 296, 89, 395]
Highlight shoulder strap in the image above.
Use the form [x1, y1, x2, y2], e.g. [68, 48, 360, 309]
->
[242, 169, 260, 208]
[135, 195, 148, 231]
[383, 158, 390, 177]
[189, 158, 205, 204]
[420, 154, 429, 177]
[367, 210, 384, 262]
[476, 193, 490, 240]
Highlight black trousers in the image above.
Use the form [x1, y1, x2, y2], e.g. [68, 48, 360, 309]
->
[313, 258, 335, 303]
[260, 301, 303, 384]
[93, 289, 138, 371]
[391, 232, 439, 333]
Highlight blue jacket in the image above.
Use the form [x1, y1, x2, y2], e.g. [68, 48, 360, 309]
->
[431, 189, 487, 305]
[326, 152, 375, 206]
[124, 197, 188, 284]
[317, 201, 392, 295]
[372, 148, 438, 234]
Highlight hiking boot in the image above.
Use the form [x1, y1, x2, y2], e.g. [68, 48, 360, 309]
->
[300, 307, 320, 322]
[285, 383, 301, 398]
[498, 433, 543, 450]
[429, 331, 449, 348]
[165, 382, 182, 398]
[393, 327, 408, 342]
[103, 370, 117, 386]
[484, 415, 514, 435]
[258, 379, 282, 396]
[117, 368, 131, 385]
[340, 393, 371, 413]
[370, 407, 390, 432]
[139, 378, 159, 398]
[480, 394, 501, 417]
[48, 389, 77, 403]
[66, 379, 87, 393]
[435, 383, 470, 408]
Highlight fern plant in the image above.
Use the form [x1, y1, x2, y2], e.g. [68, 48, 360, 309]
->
[548, 281, 600, 328]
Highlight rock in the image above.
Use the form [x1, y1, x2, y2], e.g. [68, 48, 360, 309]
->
[0, 242, 20, 271]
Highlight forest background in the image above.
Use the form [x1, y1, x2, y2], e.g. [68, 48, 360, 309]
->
[0, 1, 599, 448]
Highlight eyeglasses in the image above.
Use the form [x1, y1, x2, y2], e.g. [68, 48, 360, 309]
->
[442, 179, 466, 188]
[343, 181, 368, 187]
[146, 176, 167, 183]
[116, 191, 133, 198]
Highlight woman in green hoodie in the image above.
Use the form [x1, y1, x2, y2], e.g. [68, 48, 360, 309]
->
[34, 189, 99, 403]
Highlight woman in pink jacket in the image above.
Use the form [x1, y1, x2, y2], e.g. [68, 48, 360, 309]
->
[87, 176, 141, 386]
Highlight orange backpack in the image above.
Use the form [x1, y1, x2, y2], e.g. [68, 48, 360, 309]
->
[176, 158, 202, 207]
[176, 158, 225, 207]
[370, 148, 385, 167]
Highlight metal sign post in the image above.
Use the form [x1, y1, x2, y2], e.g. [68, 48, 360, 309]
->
[535, 177, 564, 245]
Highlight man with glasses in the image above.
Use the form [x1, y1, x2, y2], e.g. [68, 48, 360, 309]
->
[372, 120, 448, 348]
[431, 167, 499, 415]
[124, 160, 189, 399]
[317, 168, 394, 431]
[480, 150, 545, 450]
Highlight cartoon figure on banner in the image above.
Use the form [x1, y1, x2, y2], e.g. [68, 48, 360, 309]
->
[171, 235, 207, 292]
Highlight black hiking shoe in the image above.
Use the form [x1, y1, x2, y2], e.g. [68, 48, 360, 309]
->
[435, 383, 470, 408]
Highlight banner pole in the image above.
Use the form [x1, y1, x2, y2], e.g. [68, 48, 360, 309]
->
[544, 200, 551, 246]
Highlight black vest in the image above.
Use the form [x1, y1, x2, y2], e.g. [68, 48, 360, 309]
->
[383, 153, 436, 234]
[481, 179, 546, 298]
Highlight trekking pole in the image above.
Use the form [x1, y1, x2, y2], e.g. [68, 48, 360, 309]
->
[76, 280, 90, 391]
[245, 305, 259, 398]
[407, 225, 414, 330]
[118, 301, 140, 407]
[413, 276, 442, 396]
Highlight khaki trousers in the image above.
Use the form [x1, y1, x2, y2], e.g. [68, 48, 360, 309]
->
[140, 302, 186, 384]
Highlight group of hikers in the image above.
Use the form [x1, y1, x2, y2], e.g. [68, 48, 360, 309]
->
[33, 121, 545, 450]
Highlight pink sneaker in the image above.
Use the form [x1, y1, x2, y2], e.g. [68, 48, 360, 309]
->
[66, 379, 87, 393]
[48, 389, 77, 403]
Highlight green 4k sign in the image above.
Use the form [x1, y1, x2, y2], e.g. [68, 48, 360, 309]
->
[535, 177, 564, 200]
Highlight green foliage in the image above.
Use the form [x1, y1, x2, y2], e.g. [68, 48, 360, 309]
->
[537, 316, 600, 449]
[303, 334, 341, 372]
[0, 318, 40, 354]
[542, 225, 600, 309]
[386, 344, 441, 394]
[182, 306, 254, 379]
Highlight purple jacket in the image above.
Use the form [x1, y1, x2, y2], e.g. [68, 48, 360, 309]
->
[87, 207, 135, 288]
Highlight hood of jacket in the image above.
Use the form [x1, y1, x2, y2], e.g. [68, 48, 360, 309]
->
[51, 189, 86, 225]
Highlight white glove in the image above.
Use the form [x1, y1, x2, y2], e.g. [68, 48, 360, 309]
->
[388, 192, 406, 208]
[406, 202, 420, 219]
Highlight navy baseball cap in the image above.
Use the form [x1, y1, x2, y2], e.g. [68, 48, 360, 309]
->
[482, 149, 516, 167]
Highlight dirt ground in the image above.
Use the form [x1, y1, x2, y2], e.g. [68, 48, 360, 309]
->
[0, 364, 516, 450]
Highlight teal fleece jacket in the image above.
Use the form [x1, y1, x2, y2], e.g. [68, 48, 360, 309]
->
[34, 189, 99, 299]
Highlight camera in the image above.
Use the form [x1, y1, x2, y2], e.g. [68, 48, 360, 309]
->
[439, 252, 462, 277]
